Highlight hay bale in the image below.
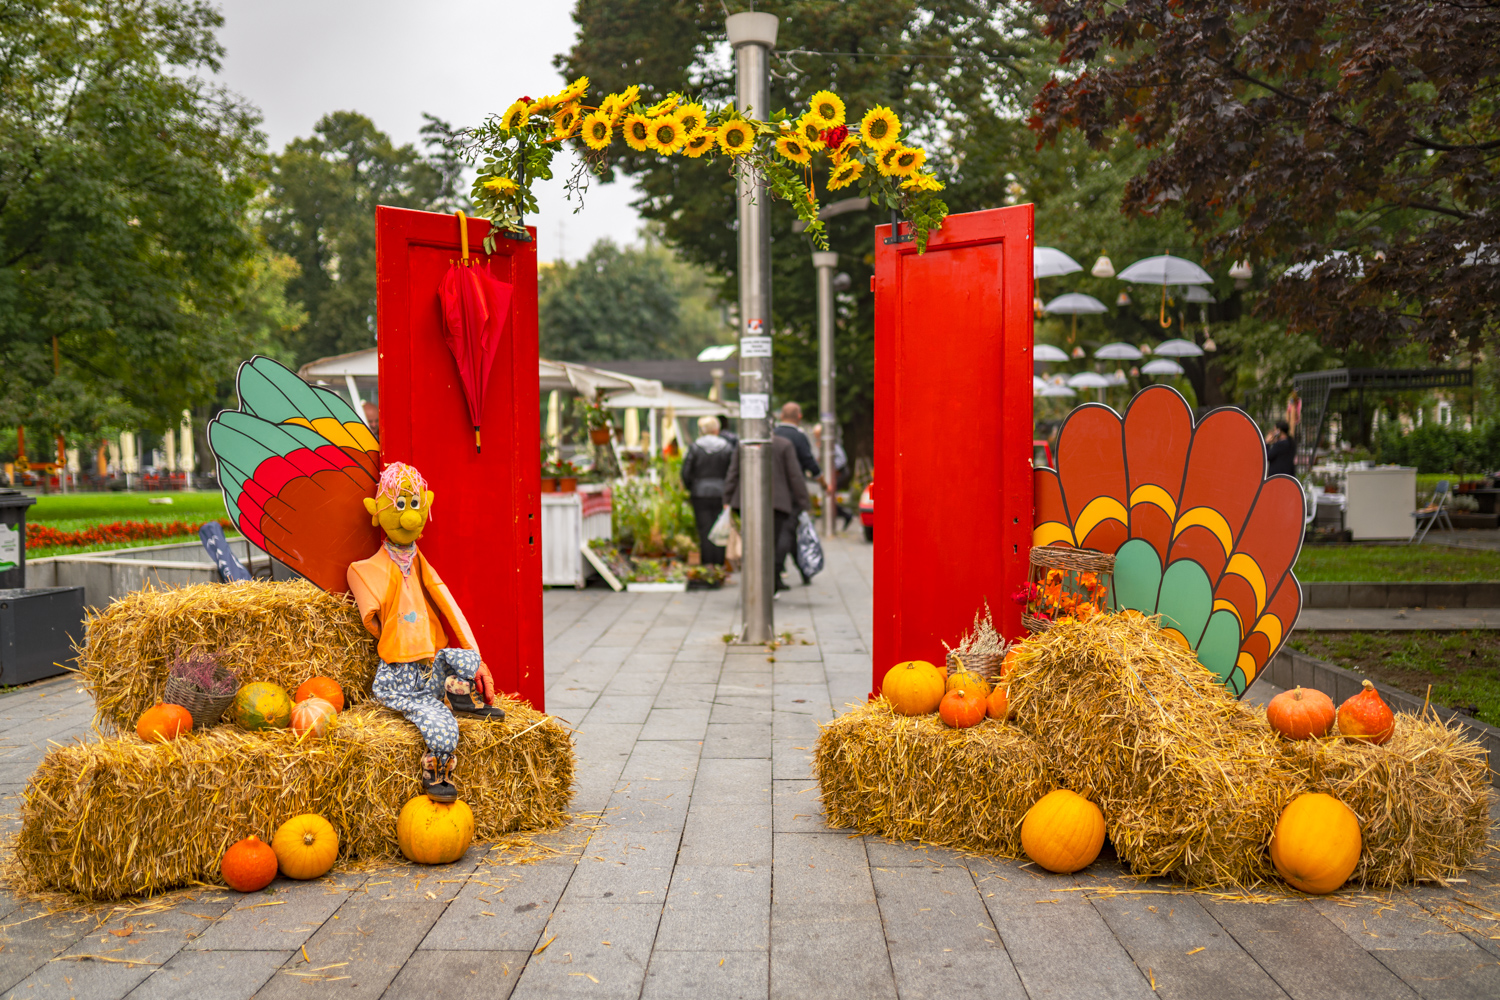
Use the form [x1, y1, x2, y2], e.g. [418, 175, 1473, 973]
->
[77, 581, 377, 733]
[814, 698, 1052, 856]
[13, 699, 573, 900]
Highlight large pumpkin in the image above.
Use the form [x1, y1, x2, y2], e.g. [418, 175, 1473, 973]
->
[1266, 687, 1335, 740]
[397, 795, 476, 865]
[945, 669, 991, 700]
[136, 703, 193, 743]
[1270, 793, 1362, 894]
[295, 676, 345, 712]
[1021, 789, 1106, 874]
[1337, 680, 1395, 745]
[290, 697, 337, 740]
[272, 814, 340, 880]
[231, 682, 293, 731]
[881, 661, 946, 716]
[938, 688, 986, 729]
[221, 835, 278, 892]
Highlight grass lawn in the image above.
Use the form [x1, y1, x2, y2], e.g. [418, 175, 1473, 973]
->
[24, 491, 235, 558]
[1293, 544, 1500, 582]
[1287, 631, 1500, 727]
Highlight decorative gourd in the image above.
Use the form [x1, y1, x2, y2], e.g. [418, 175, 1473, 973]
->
[985, 684, 1011, 722]
[231, 682, 293, 731]
[881, 661, 946, 716]
[136, 703, 193, 743]
[221, 835, 278, 892]
[938, 688, 986, 729]
[945, 669, 991, 700]
[1338, 680, 1395, 745]
[1021, 789, 1106, 874]
[294, 676, 345, 712]
[397, 795, 476, 864]
[290, 697, 337, 740]
[1266, 686, 1336, 740]
[1270, 792, 1362, 894]
[272, 814, 340, 880]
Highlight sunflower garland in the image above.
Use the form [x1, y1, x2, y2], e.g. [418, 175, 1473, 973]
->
[464, 79, 948, 251]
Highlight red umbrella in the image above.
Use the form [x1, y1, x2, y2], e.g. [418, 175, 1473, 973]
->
[439, 211, 513, 452]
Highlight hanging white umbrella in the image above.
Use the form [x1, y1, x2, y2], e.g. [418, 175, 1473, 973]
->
[1067, 372, 1112, 389]
[1033, 343, 1071, 362]
[1034, 247, 1083, 279]
[1142, 358, 1185, 376]
[1042, 292, 1106, 342]
[1094, 343, 1143, 361]
[1118, 255, 1214, 330]
[1152, 338, 1205, 357]
[1040, 384, 1077, 398]
[1033, 375, 1047, 393]
[1181, 285, 1215, 303]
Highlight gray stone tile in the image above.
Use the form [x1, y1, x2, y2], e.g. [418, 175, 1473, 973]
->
[5, 954, 157, 999]
[383, 950, 529, 999]
[124, 949, 292, 1000]
[509, 901, 661, 999]
[420, 863, 573, 951]
[254, 900, 444, 999]
[872, 865, 994, 950]
[657, 865, 770, 952]
[620, 740, 701, 781]
[707, 702, 774, 725]
[562, 831, 680, 904]
[769, 908, 897, 1000]
[885, 946, 1028, 1000]
[677, 804, 772, 867]
[602, 780, 694, 833]
[62, 896, 234, 967]
[771, 739, 814, 779]
[187, 880, 358, 953]
[650, 683, 720, 708]
[772, 779, 834, 834]
[1310, 896, 1480, 952]
[770, 711, 821, 741]
[691, 758, 772, 804]
[773, 833, 876, 909]
[640, 708, 711, 741]
[985, 902, 1156, 1000]
[1093, 894, 1288, 1000]
[864, 839, 980, 870]
[581, 695, 658, 726]
[641, 950, 768, 1000]
[1368, 951, 1500, 1000]
[702, 723, 773, 758]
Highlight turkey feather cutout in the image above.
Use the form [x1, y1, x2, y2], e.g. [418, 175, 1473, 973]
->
[208, 356, 383, 594]
[1033, 386, 1303, 696]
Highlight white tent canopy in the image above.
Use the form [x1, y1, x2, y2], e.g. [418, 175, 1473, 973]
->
[604, 387, 733, 417]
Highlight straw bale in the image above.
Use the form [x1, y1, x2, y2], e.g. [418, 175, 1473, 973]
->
[814, 698, 1052, 856]
[76, 581, 377, 733]
[13, 699, 573, 900]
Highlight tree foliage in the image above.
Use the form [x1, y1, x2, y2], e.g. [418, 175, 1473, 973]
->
[1029, 0, 1500, 358]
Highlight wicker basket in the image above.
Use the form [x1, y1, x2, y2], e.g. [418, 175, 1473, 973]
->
[946, 650, 1005, 683]
[1022, 546, 1115, 634]
[163, 669, 239, 730]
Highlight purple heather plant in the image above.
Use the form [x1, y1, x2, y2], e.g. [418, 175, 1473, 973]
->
[168, 652, 238, 696]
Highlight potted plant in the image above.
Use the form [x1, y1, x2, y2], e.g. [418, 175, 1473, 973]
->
[573, 397, 615, 446]
[557, 460, 578, 493]
[540, 448, 558, 493]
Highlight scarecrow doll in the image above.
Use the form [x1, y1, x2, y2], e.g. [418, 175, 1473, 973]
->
[347, 463, 505, 802]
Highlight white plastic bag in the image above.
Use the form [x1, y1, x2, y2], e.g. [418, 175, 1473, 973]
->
[795, 511, 824, 578]
[708, 506, 733, 547]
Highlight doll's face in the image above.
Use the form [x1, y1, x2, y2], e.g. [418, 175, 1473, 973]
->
[362, 488, 434, 545]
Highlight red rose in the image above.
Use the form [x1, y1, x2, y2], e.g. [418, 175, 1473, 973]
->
[820, 125, 849, 148]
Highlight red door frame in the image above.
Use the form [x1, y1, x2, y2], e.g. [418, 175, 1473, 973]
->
[375, 207, 545, 711]
[871, 206, 1035, 698]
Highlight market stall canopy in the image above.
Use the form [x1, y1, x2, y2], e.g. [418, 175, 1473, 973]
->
[1067, 371, 1113, 389]
[1116, 255, 1214, 285]
[1034, 247, 1083, 279]
[1043, 292, 1108, 315]
[539, 359, 661, 400]
[1142, 358, 1186, 375]
[696, 344, 738, 361]
[1033, 344, 1071, 362]
[1152, 338, 1206, 358]
[1094, 343, 1143, 361]
[604, 387, 733, 417]
[299, 348, 379, 379]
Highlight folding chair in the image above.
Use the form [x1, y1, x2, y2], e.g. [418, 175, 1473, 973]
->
[1410, 479, 1454, 544]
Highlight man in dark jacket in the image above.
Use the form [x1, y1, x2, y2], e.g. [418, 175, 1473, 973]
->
[1266, 420, 1297, 477]
[723, 434, 810, 591]
[775, 402, 820, 477]
[680, 416, 734, 565]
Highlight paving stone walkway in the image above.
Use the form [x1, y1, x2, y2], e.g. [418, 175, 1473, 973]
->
[0, 535, 1497, 999]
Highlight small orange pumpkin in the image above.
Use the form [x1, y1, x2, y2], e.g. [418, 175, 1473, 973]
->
[1021, 789, 1106, 873]
[294, 676, 345, 712]
[136, 703, 193, 743]
[290, 697, 337, 740]
[1271, 793, 1362, 894]
[221, 835, 278, 892]
[272, 814, 339, 880]
[397, 796, 476, 865]
[1338, 680, 1395, 745]
[1266, 686, 1336, 740]
[881, 661, 946, 716]
[985, 684, 1011, 722]
[938, 688, 986, 729]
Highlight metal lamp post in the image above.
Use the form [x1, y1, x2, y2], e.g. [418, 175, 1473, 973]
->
[812, 250, 839, 535]
[727, 9, 777, 642]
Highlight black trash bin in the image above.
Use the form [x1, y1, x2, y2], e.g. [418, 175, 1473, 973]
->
[0, 587, 85, 685]
[0, 488, 36, 590]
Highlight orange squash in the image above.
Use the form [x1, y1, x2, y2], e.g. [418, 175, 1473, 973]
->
[1021, 789, 1106, 873]
[938, 688, 986, 729]
[272, 814, 339, 880]
[1266, 686, 1336, 740]
[881, 661, 946, 716]
[945, 669, 991, 700]
[985, 684, 1011, 722]
[290, 697, 337, 740]
[221, 835, 278, 892]
[1338, 680, 1395, 745]
[294, 676, 345, 712]
[397, 795, 476, 864]
[1270, 793, 1362, 894]
[136, 703, 193, 743]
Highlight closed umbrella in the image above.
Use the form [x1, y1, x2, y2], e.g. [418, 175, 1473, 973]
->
[1152, 338, 1205, 358]
[1042, 292, 1107, 341]
[1094, 343, 1143, 361]
[1034, 344, 1070, 362]
[1142, 358, 1185, 376]
[1117, 254, 1214, 330]
[439, 211, 513, 451]
[1034, 247, 1083, 279]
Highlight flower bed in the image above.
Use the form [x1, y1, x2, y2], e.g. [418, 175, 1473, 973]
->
[25, 518, 231, 551]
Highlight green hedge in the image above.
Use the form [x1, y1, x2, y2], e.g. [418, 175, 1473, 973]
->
[1374, 423, 1500, 474]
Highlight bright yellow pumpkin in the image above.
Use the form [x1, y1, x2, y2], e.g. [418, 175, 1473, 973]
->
[397, 795, 475, 865]
[1021, 789, 1106, 874]
[881, 661, 946, 716]
[1270, 793, 1361, 894]
[271, 814, 340, 880]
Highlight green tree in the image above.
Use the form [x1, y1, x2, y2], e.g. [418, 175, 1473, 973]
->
[0, 0, 277, 446]
[264, 112, 468, 366]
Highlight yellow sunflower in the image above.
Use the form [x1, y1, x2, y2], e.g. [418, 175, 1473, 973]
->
[682, 128, 717, 158]
[676, 102, 708, 136]
[793, 115, 825, 150]
[861, 105, 901, 149]
[581, 112, 613, 150]
[718, 119, 755, 156]
[615, 84, 640, 110]
[647, 113, 686, 153]
[597, 93, 624, 124]
[829, 134, 861, 165]
[902, 172, 945, 192]
[622, 112, 653, 151]
[529, 91, 563, 116]
[806, 90, 847, 129]
[552, 103, 583, 139]
[827, 160, 863, 190]
[483, 176, 519, 196]
[890, 145, 925, 177]
[499, 100, 530, 132]
[647, 94, 680, 117]
[558, 75, 589, 103]
[775, 134, 811, 165]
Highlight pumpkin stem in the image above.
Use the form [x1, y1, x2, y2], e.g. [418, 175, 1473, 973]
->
[303, 832, 315, 846]
[1361, 679, 1374, 691]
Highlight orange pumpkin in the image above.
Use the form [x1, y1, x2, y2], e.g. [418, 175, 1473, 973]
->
[221, 835, 278, 892]
[294, 676, 345, 712]
[1266, 686, 1336, 740]
[881, 661, 946, 716]
[136, 703, 193, 743]
[938, 688, 986, 729]
[272, 814, 339, 880]
[1338, 680, 1395, 745]
[945, 669, 991, 700]
[1270, 793, 1362, 894]
[397, 796, 476, 864]
[1021, 789, 1106, 873]
[290, 697, 337, 740]
[985, 684, 1011, 722]
[1000, 647, 1021, 676]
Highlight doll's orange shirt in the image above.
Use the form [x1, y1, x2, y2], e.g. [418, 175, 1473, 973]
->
[346, 545, 478, 663]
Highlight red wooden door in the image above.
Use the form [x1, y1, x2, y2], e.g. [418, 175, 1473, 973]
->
[872, 206, 1035, 698]
[375, 207, 544, 711]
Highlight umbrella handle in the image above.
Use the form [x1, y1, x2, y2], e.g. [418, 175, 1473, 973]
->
[456, 210, 470, 265]
[1159, 285, 1172, 329]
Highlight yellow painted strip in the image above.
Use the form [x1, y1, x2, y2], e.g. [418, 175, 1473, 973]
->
[1252, 613, 1284, 652]
[1212, 598, 1245, 632]
[1225, 553, 1267, 614]
[1128, 484, 1177, 520]
[1032, 522, 1076, 548]
[1237, 651, 1258, 685]
[1073, 496, 1129, 544]
[1171, 506, 1233, 555]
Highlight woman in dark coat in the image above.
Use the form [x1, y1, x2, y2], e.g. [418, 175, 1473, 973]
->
[681, 416, 734, 565]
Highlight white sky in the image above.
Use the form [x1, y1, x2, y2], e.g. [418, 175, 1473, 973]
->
[211, 0, 643, 262]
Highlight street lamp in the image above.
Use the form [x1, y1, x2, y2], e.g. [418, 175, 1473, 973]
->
[812, 250, 838, 535]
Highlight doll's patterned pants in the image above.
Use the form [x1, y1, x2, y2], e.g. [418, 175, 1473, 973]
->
[371, 648, 481, 763]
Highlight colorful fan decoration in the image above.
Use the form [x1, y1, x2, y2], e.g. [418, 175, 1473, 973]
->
[208, 357, 383, 594]
[1033, 386, 1304, 696]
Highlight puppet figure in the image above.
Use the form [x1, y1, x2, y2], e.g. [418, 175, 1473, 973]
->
[347, 463, 505, 802]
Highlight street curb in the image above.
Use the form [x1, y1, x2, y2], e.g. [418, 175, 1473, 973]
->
[1302, 581, 1500, 608]
[1266, 647, 1499, 785]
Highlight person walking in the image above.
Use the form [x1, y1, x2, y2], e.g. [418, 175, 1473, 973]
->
[811, 425, 853, 531]
[775, 402, 821, 478]
[1266, 420, 1296, 477]
[680, 416, 734, 565]
[723, 433, 810, 592]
